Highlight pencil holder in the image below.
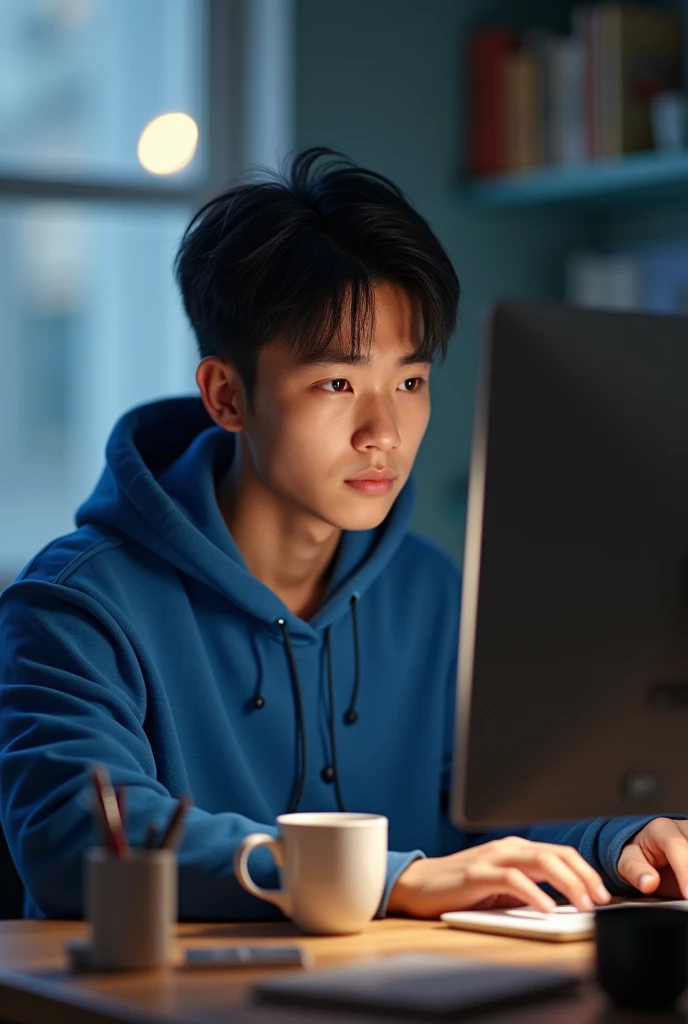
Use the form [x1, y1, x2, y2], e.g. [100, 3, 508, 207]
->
[84, 847, 178, 970]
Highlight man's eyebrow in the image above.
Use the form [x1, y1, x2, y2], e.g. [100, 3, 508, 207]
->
[297, 349, 432, 368]
[398, 351, 433, 367]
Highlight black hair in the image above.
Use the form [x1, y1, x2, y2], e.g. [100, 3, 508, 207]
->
[174, 147, 459, 399]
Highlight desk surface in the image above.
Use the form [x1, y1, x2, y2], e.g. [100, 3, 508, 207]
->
[0, 917, 665, 1024]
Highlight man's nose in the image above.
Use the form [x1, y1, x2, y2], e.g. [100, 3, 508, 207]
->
[351, 399, 401, 452]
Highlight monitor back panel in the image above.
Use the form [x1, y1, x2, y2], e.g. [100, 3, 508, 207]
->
[452, 300, 688, 827]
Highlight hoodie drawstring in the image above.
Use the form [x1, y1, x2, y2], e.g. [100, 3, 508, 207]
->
[344, 593, 360, 725]
[277, 618, 307, 814]
[274, 594, 361, 813]
[324, 627, 346, 812]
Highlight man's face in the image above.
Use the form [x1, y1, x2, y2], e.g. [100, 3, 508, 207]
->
[241, 281, 431, 532]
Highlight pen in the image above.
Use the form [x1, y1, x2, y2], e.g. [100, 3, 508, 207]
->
[90, 766, 117, 853]
[158, 794, 192, 851]
[144, 822, 158, 850]
[90, 765, 129, 856]
[90, 791, 111, 850]
[115, 786, 126, 833]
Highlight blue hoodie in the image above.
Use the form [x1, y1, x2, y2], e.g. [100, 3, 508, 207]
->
[0, 398, 654, 919]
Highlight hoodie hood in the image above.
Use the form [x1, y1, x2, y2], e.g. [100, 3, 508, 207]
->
[77, 397, 415, 640]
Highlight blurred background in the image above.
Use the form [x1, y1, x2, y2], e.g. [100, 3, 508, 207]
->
[1, 0, 687, 590]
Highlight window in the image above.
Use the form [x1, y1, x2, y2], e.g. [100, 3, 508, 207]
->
[0, 201, 194, 568]
[0, 0, 294, 582]
[0, 0, 205, 183]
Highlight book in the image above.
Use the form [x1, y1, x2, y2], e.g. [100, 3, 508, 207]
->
[565, 250, 642, 310]
[612, 241, 688, 314]
[546, 35, 586, 163]
[522, 29, 554, 164]
[595, 5, 615, 157]
[466, 4, 683, 178]
[566, 250, 609, 307]
[599, 4, 682, 156]
[572, 6, 595, 159]
[504, 49, 540, 172]
[467, 28, 520, 175]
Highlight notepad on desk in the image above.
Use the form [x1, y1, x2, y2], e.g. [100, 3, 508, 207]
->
[253, 952, 578, 1017]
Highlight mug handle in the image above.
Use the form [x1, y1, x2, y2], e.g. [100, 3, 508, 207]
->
[233, 833, 292, 917]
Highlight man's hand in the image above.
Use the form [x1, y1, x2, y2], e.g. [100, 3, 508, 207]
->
[618, 818, 688, 899]
[387, 837, 612, 918]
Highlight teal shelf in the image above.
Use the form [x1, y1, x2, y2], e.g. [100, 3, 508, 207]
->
[460, 150, 688, 207]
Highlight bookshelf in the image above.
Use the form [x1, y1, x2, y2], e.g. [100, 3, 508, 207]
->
[462, 2, 688, 208]
[444, 0, 688, 554]
[460, 149, 688, 207]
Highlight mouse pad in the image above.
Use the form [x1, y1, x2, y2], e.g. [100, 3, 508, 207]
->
[253, 952, 578, 1017]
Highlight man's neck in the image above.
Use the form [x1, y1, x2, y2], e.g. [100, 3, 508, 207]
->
[216, 439, 342, 620]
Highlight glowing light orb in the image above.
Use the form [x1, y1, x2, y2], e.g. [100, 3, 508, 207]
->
[137, 113, 198, 175]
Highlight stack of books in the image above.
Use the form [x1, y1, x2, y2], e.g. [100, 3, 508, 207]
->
[467, 4, 683, 178]
[565, 240, 688, 314]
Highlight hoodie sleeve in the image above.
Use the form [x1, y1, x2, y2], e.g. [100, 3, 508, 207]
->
[0, 581, 293, 920]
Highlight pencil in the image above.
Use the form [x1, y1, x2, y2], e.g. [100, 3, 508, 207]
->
[158, 795, 192, 851]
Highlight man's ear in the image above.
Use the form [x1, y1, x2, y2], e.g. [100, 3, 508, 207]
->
[196, 357, 248, 433]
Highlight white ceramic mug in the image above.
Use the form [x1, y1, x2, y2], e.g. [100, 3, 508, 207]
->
[234, 811, 388, 935]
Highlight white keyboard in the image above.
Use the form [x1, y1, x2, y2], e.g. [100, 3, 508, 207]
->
[441, 901, 688, 943]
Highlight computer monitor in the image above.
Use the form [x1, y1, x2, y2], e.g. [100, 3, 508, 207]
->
[451, 299, 688, 829]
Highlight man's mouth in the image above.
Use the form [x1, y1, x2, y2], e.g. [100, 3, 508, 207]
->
[345, 468, 396, 495]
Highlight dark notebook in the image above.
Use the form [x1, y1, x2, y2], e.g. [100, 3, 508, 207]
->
[254, 952, 579, 1018]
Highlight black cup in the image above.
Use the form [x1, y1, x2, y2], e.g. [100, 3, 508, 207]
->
[595, 905, 688, 1010]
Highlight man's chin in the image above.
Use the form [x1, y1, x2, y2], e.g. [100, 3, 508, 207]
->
[324, 497, 397, 532]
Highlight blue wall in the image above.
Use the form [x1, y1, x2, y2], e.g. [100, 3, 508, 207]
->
[295, 0, 592, 562]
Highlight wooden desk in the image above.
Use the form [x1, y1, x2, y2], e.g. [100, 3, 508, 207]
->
[0, 917, 668, 1024]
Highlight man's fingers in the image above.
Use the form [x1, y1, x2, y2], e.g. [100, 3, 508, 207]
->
[470, 894, 525, 911]
[498, 867, 557, 913]
[523, 853, 597, 912]
[617, 844, 661, 893]
[493, 843, 610, 907]
[653, 832, 688, 901]
[556, 846, 611, 904]
[465, 865, 556, 914]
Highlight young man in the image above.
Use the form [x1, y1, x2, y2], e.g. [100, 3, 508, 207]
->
[0, 149, 686, 920]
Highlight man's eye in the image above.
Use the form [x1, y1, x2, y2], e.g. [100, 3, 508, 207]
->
[321, 379, 350, 393]
[399, 377, 425, 392]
